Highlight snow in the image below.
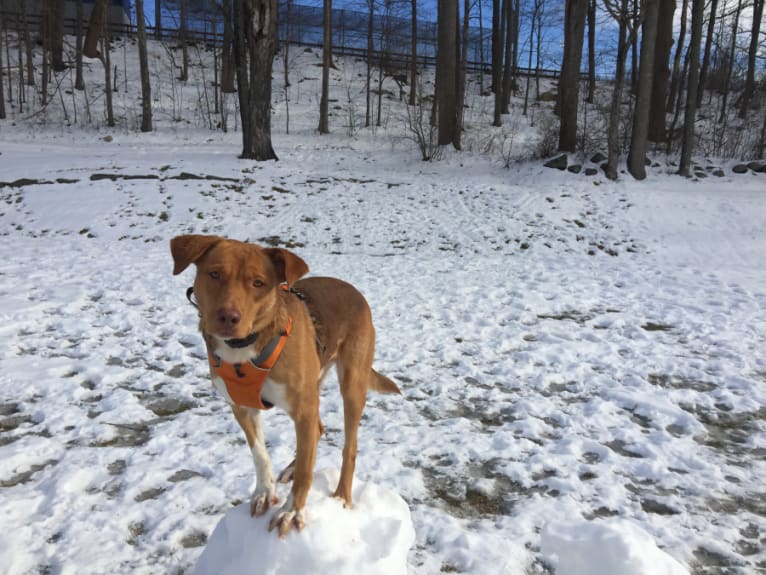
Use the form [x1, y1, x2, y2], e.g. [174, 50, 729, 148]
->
[541, 519, 690, 575]
[1, 33, 765, 575]
[192, 469, 415, 575]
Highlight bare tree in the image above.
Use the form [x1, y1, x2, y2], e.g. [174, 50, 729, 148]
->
[604, 0, 640, 180]
[136, 0, 153, 132]
[678, 0, 705, 176]
[739, 0, 764, 118]
[155, 0, 163, 38]
[437, 0, 459, 146]
[586, 0, 596, 103]
[628, 0, 658, 179]
[409, 0, 417, 106]
[719, 0, 743, 123]
[492, 0, 503, 126]
[648, 0, 673, 142]
[524, 0, 544, 115]
[75, 0, 85, 90]
[179, 0, 189, 81]
[455, 0, 470, 150]
[501, 0, 514, 113]
[49, 0, 66, 72]
[319, 0, 332, 134]
[103, 16, 114, 127]
[84, 0, 108, 59]
[558, 0, 587, 152]
[221, 0, 236, 93]
[667, 0, 688, 112]
[365, 0, 374, 127]
[696, 0, 719, 108]
[0, 12, 5, 120]
[234, 0, 279, 160]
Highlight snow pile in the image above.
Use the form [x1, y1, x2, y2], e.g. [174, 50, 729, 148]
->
[192, 469, 415, 575]
[541, 519, 690, 575]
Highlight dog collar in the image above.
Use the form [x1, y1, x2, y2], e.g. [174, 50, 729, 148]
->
[207, 317, 293, 410]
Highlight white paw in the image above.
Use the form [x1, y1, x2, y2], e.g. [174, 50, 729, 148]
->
[250, 484, 278, 517]
[268, 504, 306, 538]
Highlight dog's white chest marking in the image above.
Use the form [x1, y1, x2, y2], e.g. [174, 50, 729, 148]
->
[261, 378, 290, 412]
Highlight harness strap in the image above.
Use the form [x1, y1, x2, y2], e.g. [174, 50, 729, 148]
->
[208, 317, 293, 410]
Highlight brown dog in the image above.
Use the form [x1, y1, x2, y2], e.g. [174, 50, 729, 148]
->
[170, 235, 400, 537]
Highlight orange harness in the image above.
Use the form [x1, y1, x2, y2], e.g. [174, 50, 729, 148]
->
[207, 317, 293, 410]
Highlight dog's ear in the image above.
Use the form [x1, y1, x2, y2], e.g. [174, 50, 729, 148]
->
[265, 248, 309, 286]
[170, 235, 223, 275]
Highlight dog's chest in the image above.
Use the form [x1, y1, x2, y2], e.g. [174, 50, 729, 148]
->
[210, 373, 290, 413]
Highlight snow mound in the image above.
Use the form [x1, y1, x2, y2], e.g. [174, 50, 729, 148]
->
[540, 518, 689, 575]
[192, 469, 415, 575]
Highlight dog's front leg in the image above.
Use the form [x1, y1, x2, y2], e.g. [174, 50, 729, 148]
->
[268, 410, 320, 538]
[230, 405, 277, 517]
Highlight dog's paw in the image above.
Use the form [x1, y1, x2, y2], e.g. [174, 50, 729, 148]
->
[268, 506, 306, 538]
[250, 486, 278, 517]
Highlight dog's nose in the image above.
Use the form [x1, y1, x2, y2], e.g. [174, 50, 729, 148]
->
[216, 307, 241, 328]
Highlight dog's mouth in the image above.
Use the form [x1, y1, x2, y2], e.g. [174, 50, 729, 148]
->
[223, 331, 260, 349]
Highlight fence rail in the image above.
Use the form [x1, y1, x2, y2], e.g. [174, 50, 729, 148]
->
[0, 9, 561, 81]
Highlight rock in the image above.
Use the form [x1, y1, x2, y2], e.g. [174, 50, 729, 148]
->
[747, 161, 765, 173]
[584, 168, 598, 176]
[712, 169, 725, 177]
[732, 164, 749, 174]
[590, 152, 607, 164]
[568, 164, 582, 174]
[538, 90, 558, 102]
[103, 135, 113, 143]
[544, 154, 568, 170]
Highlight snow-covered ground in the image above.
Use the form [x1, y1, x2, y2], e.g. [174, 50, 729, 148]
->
[1, 35, 765, 575]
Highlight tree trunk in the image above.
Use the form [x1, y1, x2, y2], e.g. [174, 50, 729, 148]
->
[738, 0, 764, 118]
[179, 0, 189, 81]
[0, 12, 5, 120]
[586, 0, 596, 103]
[221, 0, 236, 93]
[155, 0, 162, 39]
[628, 0, 658, 179]
[606, 0, 631, 180]
[84, 0, 108, 59]
[696, 0, 717, 108]
[75, 0, 85, 90]
[667, 0, 687, 112]
[136, 0, 152, 132]
[678, 0, 704, 176]
[492, 0, 502, 126]
[365, 0, 373, 127]
[501, 0, 513, 113]
[103, 25, 114, 127]
[234, 0, 279, 161]
[558, 0, 587, 152]
[437, 0, 458, 146]
[409, 0, 417, 106]
[318, 0, 331, 134]
[718, 0, 742, 123]
[49, 0, 66, 71]
[455, 0, 469, 151]
[648, 0, 673, 142]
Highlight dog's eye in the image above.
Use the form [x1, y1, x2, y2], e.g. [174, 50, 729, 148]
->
[252, 279, 264, 288]
[209, 271, 221, 280]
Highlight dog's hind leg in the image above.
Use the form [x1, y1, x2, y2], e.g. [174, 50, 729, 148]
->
[231, 405, 278, 517]
[332, 363, 367, 507]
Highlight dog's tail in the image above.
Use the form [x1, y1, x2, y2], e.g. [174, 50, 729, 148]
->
[368, 369, 401, 395]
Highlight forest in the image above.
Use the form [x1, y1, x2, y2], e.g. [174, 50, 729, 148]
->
[0, 0, 764, 176]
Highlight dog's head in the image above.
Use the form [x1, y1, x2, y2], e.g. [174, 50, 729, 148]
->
[170, 235, 308, 341]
